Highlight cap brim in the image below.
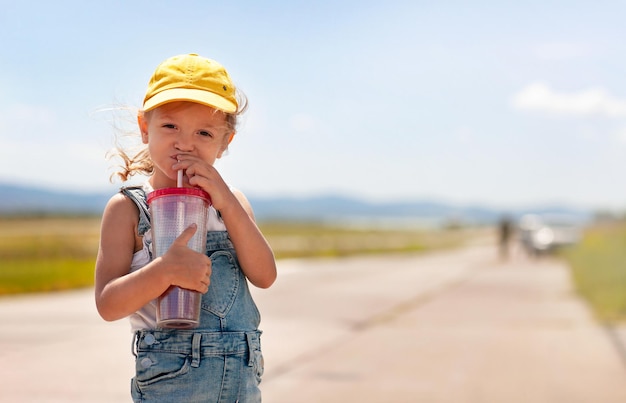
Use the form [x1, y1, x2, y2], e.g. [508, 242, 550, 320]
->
[143, 88, 237, 113]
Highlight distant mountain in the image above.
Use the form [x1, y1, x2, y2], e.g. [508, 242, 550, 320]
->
[249, 195, 593, 226]
[0, 182, 593, 226]
[0, 183, 111, 215]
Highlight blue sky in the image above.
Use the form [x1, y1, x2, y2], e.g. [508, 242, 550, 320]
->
[1, 1, 625, 210]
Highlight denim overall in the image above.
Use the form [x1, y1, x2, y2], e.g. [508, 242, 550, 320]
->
[122, 187, 264, 403]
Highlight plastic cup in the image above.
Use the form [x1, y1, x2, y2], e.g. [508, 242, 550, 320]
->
[147, 187, 211, 329]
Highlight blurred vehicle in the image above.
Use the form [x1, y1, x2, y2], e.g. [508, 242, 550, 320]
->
[518, 213, 582, 255]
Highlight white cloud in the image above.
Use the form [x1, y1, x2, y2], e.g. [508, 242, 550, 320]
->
[511, 82, 626, 118]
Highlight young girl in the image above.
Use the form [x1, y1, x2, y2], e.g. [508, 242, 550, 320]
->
[95, 53, 277, 402]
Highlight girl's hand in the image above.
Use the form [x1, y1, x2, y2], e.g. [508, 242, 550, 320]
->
[160, 224, 212, 293]
[173, 156, 235, 211]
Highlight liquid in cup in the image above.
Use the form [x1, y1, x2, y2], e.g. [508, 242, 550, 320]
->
[147, 187, 211, 329]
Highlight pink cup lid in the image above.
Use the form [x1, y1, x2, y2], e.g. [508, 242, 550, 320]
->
[147, 187, 211, 205]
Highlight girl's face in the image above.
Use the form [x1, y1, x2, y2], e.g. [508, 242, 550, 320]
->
[140, 101, 233, 186]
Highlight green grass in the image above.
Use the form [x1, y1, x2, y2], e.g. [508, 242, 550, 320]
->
[560, 221, 626, 323]
[260, 221, 469, 259]
[0, 216, 101, 295]
[8, 214, 621, 323]
[0, 216, 482, 295]
[1, 259, 96, 294]
[0, 215, 476, 296]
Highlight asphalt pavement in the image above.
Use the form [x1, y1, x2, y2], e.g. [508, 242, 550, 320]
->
[1, 242, 625, 402]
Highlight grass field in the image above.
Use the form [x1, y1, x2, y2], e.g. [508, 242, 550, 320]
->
[0, 216, 101, 294]
[560, 221, 626, 323]
[5, 215, 625, 322]
[0, 215, 474, 296]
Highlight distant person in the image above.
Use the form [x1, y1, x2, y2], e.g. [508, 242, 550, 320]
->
[95, 54, 276, 402]
[498, 215, 513, 260]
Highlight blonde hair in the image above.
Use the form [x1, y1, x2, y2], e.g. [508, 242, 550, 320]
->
[108, 91, 248, 183]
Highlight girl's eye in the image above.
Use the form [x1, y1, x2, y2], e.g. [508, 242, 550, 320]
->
[199, 130, 213, 138]
[162, 123, 176, 129]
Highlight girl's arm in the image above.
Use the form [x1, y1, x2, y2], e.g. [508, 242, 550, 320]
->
[218, 189, 277, 289]
[175, 157, 277, 289]
[94, 194, 211, 321]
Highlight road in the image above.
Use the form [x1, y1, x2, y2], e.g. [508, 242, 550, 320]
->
[1, 242, 625, 402]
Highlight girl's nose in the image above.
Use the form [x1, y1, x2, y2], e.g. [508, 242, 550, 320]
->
[175, 133, 194, 151]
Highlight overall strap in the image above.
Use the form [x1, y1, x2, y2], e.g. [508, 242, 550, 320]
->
[120, 186, 151, 235]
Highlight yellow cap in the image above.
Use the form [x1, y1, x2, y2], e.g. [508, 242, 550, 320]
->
[143, 53, 238, 113]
